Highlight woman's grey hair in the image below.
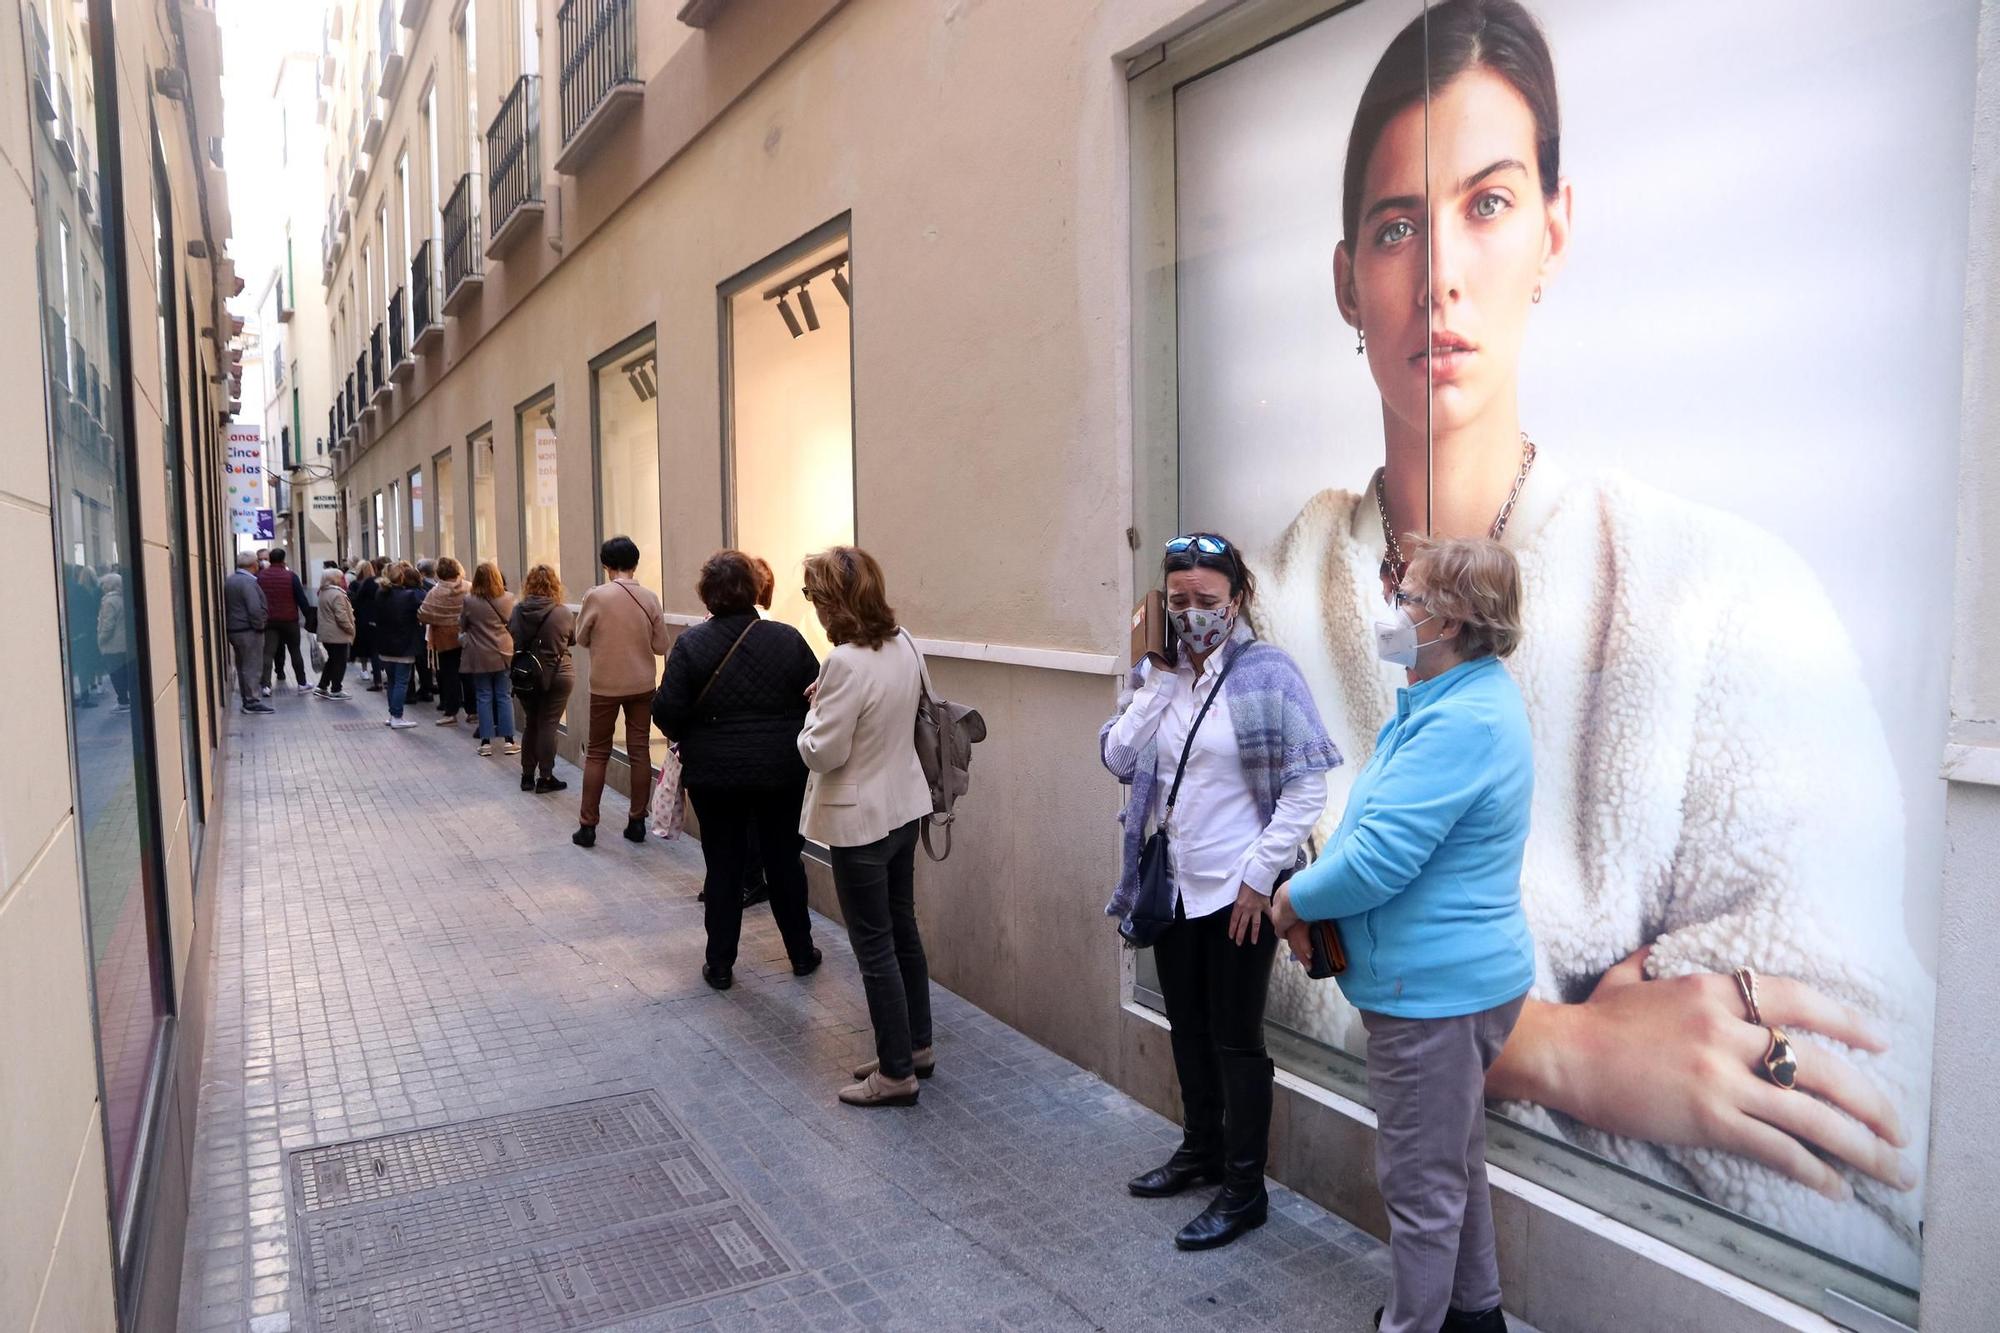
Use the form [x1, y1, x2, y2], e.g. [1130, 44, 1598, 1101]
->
[1403, 534, 1523, 659]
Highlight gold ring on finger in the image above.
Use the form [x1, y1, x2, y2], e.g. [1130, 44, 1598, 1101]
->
[1733, 966, 1763, 1025]
[1761, 1027, 1798, 1090]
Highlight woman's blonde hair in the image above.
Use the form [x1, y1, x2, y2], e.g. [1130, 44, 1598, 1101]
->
[471, 561, 506, 598]
[1404, 534, 1523, 659]
[801, 546, 897, 649]
[354, 560, 376, 580]
[523, 563, 563, 601]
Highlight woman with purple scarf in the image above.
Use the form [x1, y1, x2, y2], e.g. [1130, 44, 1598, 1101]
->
[1102, 533, 1341, 1250]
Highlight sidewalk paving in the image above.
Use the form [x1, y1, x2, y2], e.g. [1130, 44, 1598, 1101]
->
[176, 685, 1535, 1332]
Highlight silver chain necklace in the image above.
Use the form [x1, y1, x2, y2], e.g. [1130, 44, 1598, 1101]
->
[1376, 434, 1538, 586]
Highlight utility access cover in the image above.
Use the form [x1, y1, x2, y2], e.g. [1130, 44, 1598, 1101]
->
[289, 1091, 795, 1331]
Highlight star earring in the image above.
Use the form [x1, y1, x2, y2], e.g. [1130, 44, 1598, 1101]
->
[1355, 327, 1365, 355]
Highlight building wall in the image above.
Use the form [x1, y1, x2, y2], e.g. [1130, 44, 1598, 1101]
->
[1, 0, 233, 1327]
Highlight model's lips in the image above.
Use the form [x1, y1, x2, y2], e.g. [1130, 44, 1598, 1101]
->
[1411, 332, 1477, 377]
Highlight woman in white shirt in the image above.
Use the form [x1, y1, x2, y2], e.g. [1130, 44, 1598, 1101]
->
[798, 548, 938, 1109]
[1101, 534, 1341, 1251]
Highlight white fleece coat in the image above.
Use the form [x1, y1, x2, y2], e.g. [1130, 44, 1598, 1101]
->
[1254, 457, 1932, 1284]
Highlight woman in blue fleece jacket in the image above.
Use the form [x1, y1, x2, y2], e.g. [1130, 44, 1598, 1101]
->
[1271, 534, 1533, 1333]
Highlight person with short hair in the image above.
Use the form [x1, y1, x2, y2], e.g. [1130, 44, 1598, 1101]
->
[372, 562, 427, 728]
[508, 564, 576, 793]
[312, 567, 357, 699]
[1271, 535, 1534, 1333]
[656, 551, 823, 989]
[460, 561, 519, 757]
[797, 548, 938, 1108]
[419, 555, 471, 723]
[571, 536, 670, 847]
[257, 548, 313, 695]
[224, 551, 273, 714]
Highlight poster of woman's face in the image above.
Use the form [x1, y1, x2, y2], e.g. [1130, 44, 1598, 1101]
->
[1169, 0, 1978, 1290]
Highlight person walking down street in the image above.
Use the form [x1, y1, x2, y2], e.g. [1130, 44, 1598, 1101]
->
[256, 548, 313, 695]
[312, 568, 357, 699]
[1101, 533, 1339, 1252]
[224, 551, 272, 715]
[570, 536, 669, 848]
[797, 548, 936, 1109]
[656, 550, 824, 991]
[460, 561, 519, 758]
[418, 556, 471, 724]
[372, 562, 427, 729]
[508, 564, 575, 793]
[95, 569, 132, 713]
[349, 561, 383, 691]
[1269, 537, 1535, 1333]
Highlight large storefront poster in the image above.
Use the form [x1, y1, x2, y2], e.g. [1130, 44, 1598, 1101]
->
[1169, 0, 1975, 1294]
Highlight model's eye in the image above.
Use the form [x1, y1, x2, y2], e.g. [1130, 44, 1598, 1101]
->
[1471, 190, 1511, 220]
[1374, 217, 1416, 248]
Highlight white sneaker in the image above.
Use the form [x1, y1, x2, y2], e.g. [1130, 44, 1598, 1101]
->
[296, 684, 314, 694]
[435, 715, 458, 726]
[260, 685, 272, 697]
[329, 690, 353, 700]
[478, 741, 493, 757]
[389, 717, 418, 730]
[502, 740, 520, 756]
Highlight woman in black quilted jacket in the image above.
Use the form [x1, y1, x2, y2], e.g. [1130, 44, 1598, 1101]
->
[655, 550, 825, 990]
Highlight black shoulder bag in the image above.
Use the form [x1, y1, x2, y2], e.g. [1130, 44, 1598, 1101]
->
[1119, 648, 1240, 948]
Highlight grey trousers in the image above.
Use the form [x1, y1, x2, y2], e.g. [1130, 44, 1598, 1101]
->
[1362, 995, 1526, 1333]
[229, 630, 263, 705]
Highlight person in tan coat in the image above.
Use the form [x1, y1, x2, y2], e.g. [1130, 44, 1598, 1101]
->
[417, 556, 471, 723]
[797, 547, 935, 1109]
[458, 561, 518, 757]
[571, 536, 671, 847]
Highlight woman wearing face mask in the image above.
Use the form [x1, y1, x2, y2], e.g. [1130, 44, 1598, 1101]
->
[1271, 536, 1531, 1333]
[1253, 0, 1928, 1280]
[1101, 533, 1340, 1251]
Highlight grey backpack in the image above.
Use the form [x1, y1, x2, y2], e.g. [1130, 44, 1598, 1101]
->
[900, 631, 987, 861]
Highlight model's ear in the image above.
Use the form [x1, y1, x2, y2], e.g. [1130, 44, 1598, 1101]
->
[1333, 242, 1361, 329]
[1539, 179, 1573, 290]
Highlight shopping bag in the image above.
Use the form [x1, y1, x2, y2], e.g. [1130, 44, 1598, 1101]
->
[646, 743, 686, 840]
[308, 633, 326, 674]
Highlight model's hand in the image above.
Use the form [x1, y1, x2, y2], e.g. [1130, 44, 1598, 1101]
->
[1501, 947, 1913, 1200]
[1227, 882, 1266, 946]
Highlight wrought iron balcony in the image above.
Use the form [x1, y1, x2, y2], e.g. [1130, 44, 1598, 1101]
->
[555, 0, 642, 174]
[485, 75, 544, 255]
[410, 239, 443, 352]
[388, 288, 411, 381]
[369, 323, 389, 403]
[441, 174, 484, 313]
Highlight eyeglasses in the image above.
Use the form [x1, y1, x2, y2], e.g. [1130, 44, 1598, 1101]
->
[1165, 534, 1232, 558]
[800, 587, 821, 604]
[1392, 589, 1427, 608]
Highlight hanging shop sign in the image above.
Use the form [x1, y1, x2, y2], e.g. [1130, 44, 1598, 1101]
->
[223, 422, 265, 536]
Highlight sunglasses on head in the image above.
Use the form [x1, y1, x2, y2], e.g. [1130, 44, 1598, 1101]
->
[1165, 534, 1231, 558]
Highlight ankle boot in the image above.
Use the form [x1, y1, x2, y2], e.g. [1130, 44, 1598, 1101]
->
[1173, 1053, 1272, 1250]
[1441, 1307, 1508, 1332]
[1135, 1026, 1225, 1197]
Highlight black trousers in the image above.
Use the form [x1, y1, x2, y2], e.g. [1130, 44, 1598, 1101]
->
[831, 820, 930, 1080]
[518, 676, 573, 780]
[316, 643, 351, 693]
[263, 620, 305, 685]
[435, 647, 464, 715]
[415, 651, 436, 700]
[1152, 898, 1278, 1168]
[688, 781, 817, 971]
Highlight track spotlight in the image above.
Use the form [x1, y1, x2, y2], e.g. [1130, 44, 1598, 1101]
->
[832, 267, 851, 306]
[776, 295, 804, 339]
[797, 282, 820, 332]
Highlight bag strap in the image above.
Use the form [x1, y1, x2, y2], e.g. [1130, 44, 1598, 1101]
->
[694, 619, 759, 711]
[611, 578, 651, 618]
[899, 629, 936, 703]
[1162, 643, 1241, 814]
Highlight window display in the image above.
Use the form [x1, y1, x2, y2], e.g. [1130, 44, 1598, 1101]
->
[592, 330, 662, 595]
[433, 446, 456, 564]
[471, 426, 497, 570]
[517, 392, 559, 582]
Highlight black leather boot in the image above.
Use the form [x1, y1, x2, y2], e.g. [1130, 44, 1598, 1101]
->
[1173, 1053, 1271, 1250]
[1441, 1307, 1508, 1332]
[1131, 1027, 1225, 1197]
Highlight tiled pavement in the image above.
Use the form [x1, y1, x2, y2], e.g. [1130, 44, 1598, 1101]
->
[177, 685, 1536, 1332]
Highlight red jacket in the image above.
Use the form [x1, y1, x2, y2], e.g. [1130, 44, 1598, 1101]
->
[256, 565, 307, 623]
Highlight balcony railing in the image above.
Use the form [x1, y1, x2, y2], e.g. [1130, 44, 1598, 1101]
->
[441, 173, 483, 307]
[558, 0, 641, 162]
[410, 239, 440, 345]
[485, 75, 542, 250]
[388, 288, 407, 366]
[378, 0, 405, 97]
[369, 323, 386, 398]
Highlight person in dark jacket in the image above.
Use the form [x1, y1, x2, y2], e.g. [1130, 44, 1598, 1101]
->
[654, 550, 823, 989]
[256, 548, 313, 694]
[349, 561, 383, 690]
[507, 564, 576, 793]
[372, 562, 427, 728]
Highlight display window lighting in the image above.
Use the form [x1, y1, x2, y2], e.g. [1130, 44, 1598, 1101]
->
[776, 294, 805, 339]
[797, 281, 820, 332]
[832, 266, 851, 306]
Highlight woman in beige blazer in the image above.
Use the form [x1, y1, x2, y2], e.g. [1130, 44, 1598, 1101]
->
[798, 547, 935, 1109]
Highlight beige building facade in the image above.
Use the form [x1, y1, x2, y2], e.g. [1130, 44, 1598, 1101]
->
[278, 1, 2000, 1332]
[2, 0, 237, 1328]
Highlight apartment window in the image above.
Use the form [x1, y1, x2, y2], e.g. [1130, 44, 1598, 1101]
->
[458, 1, 481, 180]
[723, 223, 855, 655]
[433, 446, 458, 564]
[423, 81, 442, 245]
[470, 425, 497, 567]
[515, 0, 539, 78]
[590, 327, 661, 596]
[396, 151, 412, 340]
[516, 389, 558, 583]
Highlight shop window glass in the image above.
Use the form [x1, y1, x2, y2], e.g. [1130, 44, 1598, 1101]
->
[591, 331, 662, 595]
[517, 392, 560, 585]
[387, 479, 403, 558]
[471, 427, 498, 573]
[21, 0, 172, 1230]
[433, 447, 457, 564]
[725, 234, 854, 657]
[408, 467, 424, 553]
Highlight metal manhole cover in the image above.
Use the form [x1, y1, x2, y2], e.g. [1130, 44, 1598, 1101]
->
[331, 721, 386, 732]
[289, 1092, 794, 1332]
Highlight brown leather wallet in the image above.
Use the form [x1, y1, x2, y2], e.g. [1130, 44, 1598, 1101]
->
[1304, 920, 1347, 978]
